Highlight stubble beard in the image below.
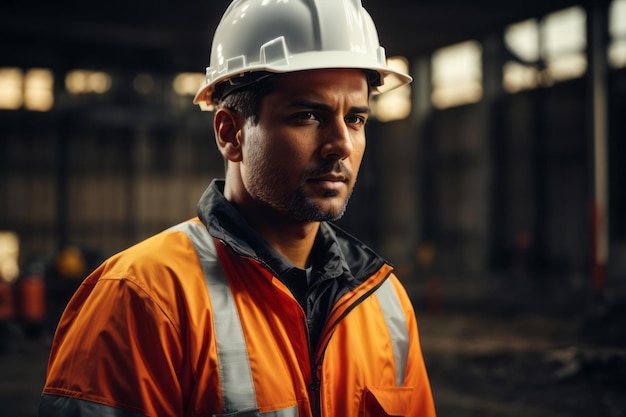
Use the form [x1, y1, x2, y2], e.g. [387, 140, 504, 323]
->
[287, 185, 353, 222]
[246, 143, 355, 222]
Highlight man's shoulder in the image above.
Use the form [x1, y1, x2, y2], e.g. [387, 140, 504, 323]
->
[93, 218, 207, 287]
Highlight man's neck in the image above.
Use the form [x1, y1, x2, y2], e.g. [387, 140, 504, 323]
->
[223, 175, 320, 268]
[248, 217, 320, 269]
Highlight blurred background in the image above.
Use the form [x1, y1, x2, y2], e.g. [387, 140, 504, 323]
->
[1, 0, 625, 415]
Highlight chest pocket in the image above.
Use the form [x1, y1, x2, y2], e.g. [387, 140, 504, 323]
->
[359, 386, 415, 417]
[357, 279, 413, 416]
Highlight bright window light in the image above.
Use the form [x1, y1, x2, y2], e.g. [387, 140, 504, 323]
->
[173, 73, 205, 96]
[542, 6, 587, 82]
[371, 56, 411, 122]
[503, 19, 541, 93]
[24, 68, 54, 111]
[609, 0, 626, 68]
[0, 67, 23, 110]
[504, 6, 588, 93]
[505, 19, 540, 63]
[66, 70, 112, 94]
[609, 41, 626, 68]
[89, 72, 112, 94]
[431, 40, 483, 109]
[546, 53, 587, 81]
[543, 7, 587, 56]
[503, 61, 541, 93]
[610, 0, 626, 37]
[0, 231, 19, 284]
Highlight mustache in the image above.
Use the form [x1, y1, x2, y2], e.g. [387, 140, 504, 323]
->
[304, 161, 352, 181]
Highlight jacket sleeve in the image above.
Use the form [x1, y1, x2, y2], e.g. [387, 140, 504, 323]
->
[39, 273, 186, 417]
[390, 277, 437, 417]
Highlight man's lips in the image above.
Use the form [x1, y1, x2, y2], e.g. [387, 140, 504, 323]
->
[308, 174, 346, 183]
[307, 174, 347, 191]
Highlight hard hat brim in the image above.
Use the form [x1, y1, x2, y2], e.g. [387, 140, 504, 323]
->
[193, 51, 412, 110]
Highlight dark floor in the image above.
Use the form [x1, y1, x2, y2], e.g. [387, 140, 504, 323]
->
[420, 312, 626, 417]
[0, 328, 50, 417]
[1, 310, 625, 417]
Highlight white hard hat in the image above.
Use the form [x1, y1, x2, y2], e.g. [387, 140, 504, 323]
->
[193, 0, 412, 110]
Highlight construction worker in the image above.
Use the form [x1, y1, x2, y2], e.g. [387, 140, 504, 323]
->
[39, 1, 436, 416]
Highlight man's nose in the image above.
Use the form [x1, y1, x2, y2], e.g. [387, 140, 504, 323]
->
[319, 118, 354, 160]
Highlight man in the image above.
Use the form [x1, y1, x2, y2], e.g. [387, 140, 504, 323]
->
[39, 0, 436, 416]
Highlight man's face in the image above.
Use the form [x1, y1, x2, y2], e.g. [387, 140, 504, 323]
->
[239, 69, 369, 222]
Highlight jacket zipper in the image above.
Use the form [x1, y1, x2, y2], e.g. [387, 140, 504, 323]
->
[309, 373, 321, 417]
[323, 271, 391, 345]
[306, 297, 322, 417]
[235, 250, 392, 417]
[309, 271, 392, 417]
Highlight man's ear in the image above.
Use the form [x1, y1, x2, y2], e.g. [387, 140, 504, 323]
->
[214, 107, 244, 162]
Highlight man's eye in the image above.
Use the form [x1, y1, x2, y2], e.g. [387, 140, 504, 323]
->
[293, 112, 318, 121]
[345, 115, 367, 125]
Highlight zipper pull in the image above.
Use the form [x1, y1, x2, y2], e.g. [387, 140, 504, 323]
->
[309, 377, 321, 417]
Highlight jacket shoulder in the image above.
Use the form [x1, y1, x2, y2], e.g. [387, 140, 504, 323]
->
[83, 218, 210, 316]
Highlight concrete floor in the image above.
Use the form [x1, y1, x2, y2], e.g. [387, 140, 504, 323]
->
[420, 312, 626, 417]
[1, 311, 625, 417]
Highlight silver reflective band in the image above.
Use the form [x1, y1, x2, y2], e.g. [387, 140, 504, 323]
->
[39, 394, 147, 417]
[170, 221, 257, 413]
[173, 221, 300, 416]
[213, 406, 299, 417]
[375, 279, 409, 386]
[262, 407, 298, 417]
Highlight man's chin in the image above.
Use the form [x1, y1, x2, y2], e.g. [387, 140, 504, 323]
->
[287, 187, 352, 222]
[289, 201, 347, 222]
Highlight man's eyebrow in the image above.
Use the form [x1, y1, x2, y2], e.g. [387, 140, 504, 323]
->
[350, 105, 371, 115]
[287, 99, 370, 115]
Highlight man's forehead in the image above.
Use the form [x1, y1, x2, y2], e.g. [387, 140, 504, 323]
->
[271, 69, 370, 100]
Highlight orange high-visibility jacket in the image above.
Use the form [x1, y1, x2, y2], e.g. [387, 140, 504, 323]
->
[40, 181, 436, 417]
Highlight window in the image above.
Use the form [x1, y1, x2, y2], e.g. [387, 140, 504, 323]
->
[431, 41, 483, 109]
[504, 20, 541, 92]
[0, 231, 20, 284]
[543, 6, 587, 81]
[0, 67, 23, 110]
[24, 69, 54, 111]
[504, 7, 587, 93]
[0, 67, 54, 111]
[173, 73, 205, 96]
[66, 70, 112, 94]
[609, 0, 626, 68]
[371, 56, 412, 121]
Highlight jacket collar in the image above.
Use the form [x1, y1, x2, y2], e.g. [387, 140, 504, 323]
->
[196, 179, 387, 286]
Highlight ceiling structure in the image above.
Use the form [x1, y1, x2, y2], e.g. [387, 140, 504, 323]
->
[1, 0, 596, 75]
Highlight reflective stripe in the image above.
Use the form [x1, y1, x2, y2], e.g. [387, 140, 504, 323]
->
[170, 221, 257, 413]
[213, 406, 299, 417]
[375, 278, 409, 386]
[39, 394, 146, 417]
[174, 222, 299, 417]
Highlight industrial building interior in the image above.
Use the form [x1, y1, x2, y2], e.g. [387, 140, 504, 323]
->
[1, 0, 625, 415]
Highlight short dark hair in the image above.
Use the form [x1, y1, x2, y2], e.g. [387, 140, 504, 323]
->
[215, 74, 277, 125]
[214, 75, 277, 172]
